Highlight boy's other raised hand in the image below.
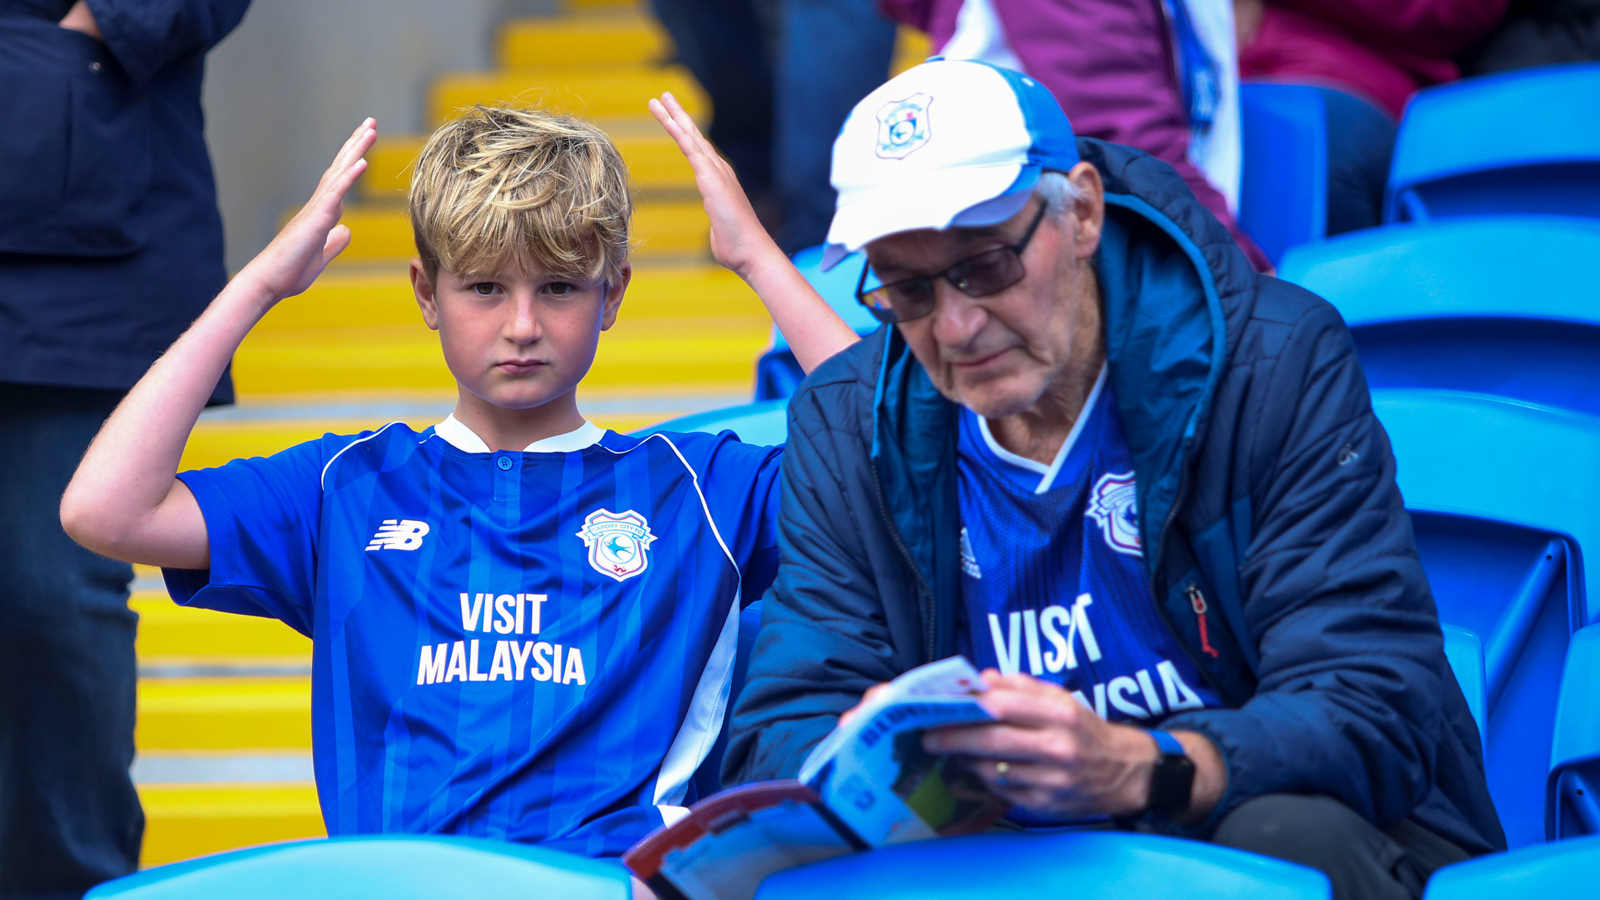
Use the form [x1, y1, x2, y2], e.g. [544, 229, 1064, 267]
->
[649, 93, 779, 279]
[236, 118, 377, 306]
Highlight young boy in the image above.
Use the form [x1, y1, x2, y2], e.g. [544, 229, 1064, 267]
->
[61, 97, 856, 858]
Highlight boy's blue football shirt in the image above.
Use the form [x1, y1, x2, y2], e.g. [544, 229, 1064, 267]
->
[163, 417, 781, 857]
[954, 369, 1222, 725]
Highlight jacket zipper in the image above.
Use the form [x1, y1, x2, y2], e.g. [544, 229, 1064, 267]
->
[1150, 436, 1236, 703]
[870, 461, 937, 661]
[1187, 584, 1221, 658]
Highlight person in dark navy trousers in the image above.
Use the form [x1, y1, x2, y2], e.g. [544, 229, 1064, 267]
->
[723, 60, 1507, 900]
[0, 1, 250, 895]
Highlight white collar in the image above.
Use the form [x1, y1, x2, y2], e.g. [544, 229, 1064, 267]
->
[976, 364, 1108, 494]
[431, 415, 605, 453]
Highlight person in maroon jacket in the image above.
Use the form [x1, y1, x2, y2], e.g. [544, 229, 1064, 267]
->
[881, 0, 1273, 270]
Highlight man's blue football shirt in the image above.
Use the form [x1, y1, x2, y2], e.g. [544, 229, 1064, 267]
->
[954, 368, 1222, 723]
[164, 417, 781, 857]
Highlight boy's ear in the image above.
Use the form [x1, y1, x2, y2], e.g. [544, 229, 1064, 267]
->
[410, 259, 441, 331]
[599, 261, 631, 332]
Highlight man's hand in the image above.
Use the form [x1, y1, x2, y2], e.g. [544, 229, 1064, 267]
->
[648, 92, 776, 281]
[58, 0, 102, 40]
[233, 118, 377, 308]
[922, 670, 1226, 823]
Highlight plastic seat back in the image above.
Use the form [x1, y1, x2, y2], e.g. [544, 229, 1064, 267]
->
[1237, 82, 1328, 265]
[757, 247, 881, 400]
[1423, 833, 1600, 899]
[754, 831, 1330, 900]
[1385, 63, 1600, 222]
[1374, 389, 1600, 845]
[636, 400, 789, 447]
[1280, 216, 1600, 418]
[85, 835, 628, 900]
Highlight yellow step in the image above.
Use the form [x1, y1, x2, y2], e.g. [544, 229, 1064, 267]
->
[498, 15, 670, 69]
[140, 783, 324, 868]
[134, 593, 311, 663]
[256, 266, 763, 333]
[429, 65, 706, 126]
[230, 315, 767, 396]
[333, 199, 708, 261]
[893, 26, 931, 77]
[137, 677, 311, 751]
[361, 126, 695, 201]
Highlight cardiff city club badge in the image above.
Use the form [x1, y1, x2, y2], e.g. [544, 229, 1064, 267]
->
[576, 509, 658, 582]
[1086, 472, 1142, 557]
[875, 93, 934, 159]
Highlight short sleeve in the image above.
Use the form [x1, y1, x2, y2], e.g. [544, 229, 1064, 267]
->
[162, 436, 331, 637]
[699, 433, 784, 607]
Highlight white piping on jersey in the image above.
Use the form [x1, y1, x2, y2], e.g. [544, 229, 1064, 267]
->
[319, 421, 405, 490]
[658, 804, 691, 827]
[598, 433, 743, 808]
[976, 364, 1108, 494]
[430, 415, 604, 453]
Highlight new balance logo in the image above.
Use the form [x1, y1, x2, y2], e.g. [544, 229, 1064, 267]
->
[366, 519, 430, 551]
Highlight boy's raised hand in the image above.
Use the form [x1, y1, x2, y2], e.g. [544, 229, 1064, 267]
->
[237, 118, 378, 304]
[648, 93, 777, 279]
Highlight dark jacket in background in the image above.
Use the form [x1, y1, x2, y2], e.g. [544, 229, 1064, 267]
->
[1461, 0, 1600, 73]
[0, 0, 250, 400]
[724, 137, 1506, 856]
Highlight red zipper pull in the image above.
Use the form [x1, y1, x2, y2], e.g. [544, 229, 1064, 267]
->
[1188, 584, 1221, 658]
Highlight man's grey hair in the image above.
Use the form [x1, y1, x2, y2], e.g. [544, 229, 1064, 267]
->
[1035, 170, 1088, 220]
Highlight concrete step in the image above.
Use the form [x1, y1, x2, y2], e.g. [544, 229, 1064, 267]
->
[333, 197, 708, 261]
[137, 677, 311, 752]
[139, 783, 323, 867]
[134, 593, 311, 666]
[498, 14, 669, 69]
[429, 64, 705, 127]
[361, 123, 695, 201]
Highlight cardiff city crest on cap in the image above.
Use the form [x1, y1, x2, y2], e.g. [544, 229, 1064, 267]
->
[576, 508, 658, 582]
[875, 93, 934, 160]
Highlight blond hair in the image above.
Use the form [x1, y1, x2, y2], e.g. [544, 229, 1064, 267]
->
[409, 106, 631, 285]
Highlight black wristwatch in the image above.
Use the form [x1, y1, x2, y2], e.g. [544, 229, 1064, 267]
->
[1144, 730, 1195, 817]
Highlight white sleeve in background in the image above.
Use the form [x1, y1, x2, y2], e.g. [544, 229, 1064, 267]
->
[941, 0, 1026, 74]
[1181, 0, 1242, 213]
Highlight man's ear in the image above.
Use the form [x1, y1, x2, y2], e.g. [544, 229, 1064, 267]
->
[599, 261, 631, 332]
[410, 259, 440, 331]
[1066, 161, 1106, 260]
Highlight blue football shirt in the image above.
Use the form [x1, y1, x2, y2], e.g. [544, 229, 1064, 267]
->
[954, 369, 1222, 724]
[164, 417, 781, 857]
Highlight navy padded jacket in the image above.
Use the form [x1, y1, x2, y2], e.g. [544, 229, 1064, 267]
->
[723, 138, 1506, 855]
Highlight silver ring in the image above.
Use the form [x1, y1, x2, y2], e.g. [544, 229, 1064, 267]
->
[995, 761, 1010, 784]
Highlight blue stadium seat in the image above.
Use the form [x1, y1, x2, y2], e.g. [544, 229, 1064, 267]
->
[1279, 216, 1600, 418]
[1422, 833, 1600, 899]
[636, 400, 789, 447]
[756, 246, 881, 401]
[1548, 624, 1600, 839]
[1237, 82, 1328, 265]
[753, 830, 1330, 900]
[85, 835, 629, 899]
[1385, 63, 1600, 222]
[1372, 388, 1600, 845]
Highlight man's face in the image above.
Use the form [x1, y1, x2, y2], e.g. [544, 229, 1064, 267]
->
[863, 167, 1104, 419]
[410, 258, 628, 411]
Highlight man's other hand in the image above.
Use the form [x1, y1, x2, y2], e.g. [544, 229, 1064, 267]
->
[58, 1, 102, 40]
[922, 670, 1225, 823]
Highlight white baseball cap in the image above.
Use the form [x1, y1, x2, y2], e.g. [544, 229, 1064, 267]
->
[822, 59, 1080, 270]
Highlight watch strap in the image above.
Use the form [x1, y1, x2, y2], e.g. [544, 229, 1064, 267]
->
[1144, 730, 1195, 817]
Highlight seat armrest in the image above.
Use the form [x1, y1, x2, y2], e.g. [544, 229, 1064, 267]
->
[1546, 624, 1600, 839]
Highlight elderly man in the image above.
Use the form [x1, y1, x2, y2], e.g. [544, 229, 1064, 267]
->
[723, 60, 1504, 898]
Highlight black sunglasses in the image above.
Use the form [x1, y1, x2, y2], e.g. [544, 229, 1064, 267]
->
[854, 202, 1050, 325]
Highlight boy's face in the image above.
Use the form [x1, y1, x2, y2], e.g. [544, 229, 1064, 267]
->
[410, 258, 629, 411]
